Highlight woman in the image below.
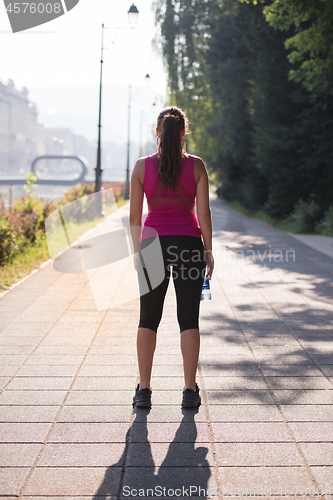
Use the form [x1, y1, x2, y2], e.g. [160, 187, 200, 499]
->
[129, 106, 214, 408]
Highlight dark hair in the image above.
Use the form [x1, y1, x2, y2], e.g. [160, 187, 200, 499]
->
[156, 106, 188, 191]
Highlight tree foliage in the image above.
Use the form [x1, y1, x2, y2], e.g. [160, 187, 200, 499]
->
[154, 0, 333, 224]
[154, 0, 214, 156]
[261, 0, 333, 95]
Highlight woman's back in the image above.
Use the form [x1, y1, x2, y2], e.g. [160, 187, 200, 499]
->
[142, 153, 201, 239]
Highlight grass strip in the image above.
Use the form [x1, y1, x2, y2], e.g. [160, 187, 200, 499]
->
[228, 200, 312, 234]
[0, 197, 129, 292]
[0, 237, 49, 291]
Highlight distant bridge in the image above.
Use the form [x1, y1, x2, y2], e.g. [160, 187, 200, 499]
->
[0, 155, 88, 185]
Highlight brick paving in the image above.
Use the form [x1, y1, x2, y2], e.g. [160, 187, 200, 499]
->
[0, 195, 332, 499]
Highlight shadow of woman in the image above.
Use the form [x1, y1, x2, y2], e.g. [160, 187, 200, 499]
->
[93, 408, 211, 498]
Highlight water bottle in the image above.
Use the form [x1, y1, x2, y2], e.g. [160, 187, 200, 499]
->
[201, 277, 211, 301]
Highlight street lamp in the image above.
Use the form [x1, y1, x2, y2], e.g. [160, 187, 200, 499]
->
[124, 74, 151, 200]
[94, 23, 105, 194]
[139, 110, 145, 158]
[94, 4, 139, 194]
[140, 74, 152, 156]
[128, 3, 139, 25]
[139, 109, 152, 158]
[125, 84, 132, 201]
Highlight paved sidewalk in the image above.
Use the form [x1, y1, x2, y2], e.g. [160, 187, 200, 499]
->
[288, 234, 333, 260]
[0, 195, 332, 499]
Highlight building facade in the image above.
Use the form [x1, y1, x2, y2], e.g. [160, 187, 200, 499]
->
[0, 78, 129, 182]
[0, 79, 38, 173]
[0, 79, 98, 179]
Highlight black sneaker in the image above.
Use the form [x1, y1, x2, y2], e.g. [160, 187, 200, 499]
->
[133, 384, 152, 408]
[182, 383, 201, 408]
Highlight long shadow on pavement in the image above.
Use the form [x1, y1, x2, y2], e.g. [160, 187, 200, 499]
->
[94, 409, 211, 500]
[93, 408, 210, 499]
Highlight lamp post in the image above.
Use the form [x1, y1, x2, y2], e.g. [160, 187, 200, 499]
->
[95, 23, 104, 193]
[125, 74, 150, 200]
[94, 4, 139, 194]
[125, 84, 132, 201]
[139, 109, 144, 158]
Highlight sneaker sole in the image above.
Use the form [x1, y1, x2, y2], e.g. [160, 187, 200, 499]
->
[181, 400, 201, 408]
[133, 400, 151, 408]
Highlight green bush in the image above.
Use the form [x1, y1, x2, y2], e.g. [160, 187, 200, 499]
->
[315, 206, 333, 236]
[286, 199, 322, 233]
[0, 217, 21, 265]
[57, 182, 125, 206]
[57, 182, 125, 223]
[58, 183, 101, 223]
[0, 194, 47, 266]
[58, 183, 96, 205]
[0, 179, 126, 267]
[0, 174, 60, 266]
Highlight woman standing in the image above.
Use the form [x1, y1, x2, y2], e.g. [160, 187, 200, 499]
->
[129, 106, 214, 408]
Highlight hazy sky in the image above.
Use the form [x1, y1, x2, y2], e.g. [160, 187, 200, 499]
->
[0, 1, 168, 147]
[0, 0, 167, 92]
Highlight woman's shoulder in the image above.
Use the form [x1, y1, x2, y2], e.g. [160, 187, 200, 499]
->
[184, 153, 205, 166]
[190, 155, 206, 183]
[132, 157, 146, 185]
[133, 157, 146, 173]
[133, 154, 159, 185]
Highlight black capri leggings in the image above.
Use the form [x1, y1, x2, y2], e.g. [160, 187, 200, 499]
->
[138, 234, 206, 333]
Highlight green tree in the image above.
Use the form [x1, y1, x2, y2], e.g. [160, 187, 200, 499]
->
[203, 1, 258, 205]
[154, 0, 215, 157]
[243, 0, 333, 95]
[155, 0, 333, 220]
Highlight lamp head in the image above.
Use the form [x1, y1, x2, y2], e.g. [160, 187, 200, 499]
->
[128, 3, 139, 25]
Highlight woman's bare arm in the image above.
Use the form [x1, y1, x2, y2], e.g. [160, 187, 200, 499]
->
[194, 157, 214, 278]
[129, 158, 145, 261]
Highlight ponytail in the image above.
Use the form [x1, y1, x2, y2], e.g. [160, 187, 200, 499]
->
[156, 106, 188, 191]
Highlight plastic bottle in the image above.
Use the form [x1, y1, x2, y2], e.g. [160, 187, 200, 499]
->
[201, 277, 211, 301]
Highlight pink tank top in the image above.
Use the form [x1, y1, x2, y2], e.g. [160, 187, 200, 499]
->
[142, 153, 202, 239]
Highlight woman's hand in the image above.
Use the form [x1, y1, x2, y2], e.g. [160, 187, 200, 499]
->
[205, 250, 214, 279]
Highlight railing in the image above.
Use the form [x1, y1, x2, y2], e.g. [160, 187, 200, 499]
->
[0, 155, 88, 185]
